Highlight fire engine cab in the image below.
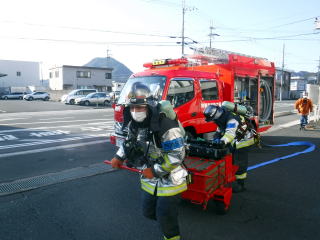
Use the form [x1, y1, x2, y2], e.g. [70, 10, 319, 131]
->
[110, 49, 275, 146]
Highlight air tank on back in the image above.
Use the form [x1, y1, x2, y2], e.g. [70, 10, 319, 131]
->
[222, 101, 248, 116]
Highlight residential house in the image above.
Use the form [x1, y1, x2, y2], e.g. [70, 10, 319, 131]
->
[49, 65, 113, 92]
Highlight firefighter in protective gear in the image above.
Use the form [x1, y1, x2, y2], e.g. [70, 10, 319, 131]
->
[204, 104, 256, 193]
[111, 82, 187, 240]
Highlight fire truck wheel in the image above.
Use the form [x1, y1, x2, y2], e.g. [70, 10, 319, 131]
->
[214, 200, 229, 215]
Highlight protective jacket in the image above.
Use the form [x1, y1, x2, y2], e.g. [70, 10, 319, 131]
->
[213, 108, 255, 149]
[295, 98, 313, 115]
[115, 113, 187, 197]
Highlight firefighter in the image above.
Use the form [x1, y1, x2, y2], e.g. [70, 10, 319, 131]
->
[111, 82, 187, 240]
[204, 104, 256, 193]
[294, 93, 313, 130]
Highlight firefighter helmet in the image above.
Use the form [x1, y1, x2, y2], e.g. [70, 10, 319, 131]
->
[128, 82, 152, 105]
[204, 105, 224, 122]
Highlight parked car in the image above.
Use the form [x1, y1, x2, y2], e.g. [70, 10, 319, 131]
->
[1, 92, 26, 100]
[75, 92, 111, 106]
[60, 89, 97, 105]
[23, 92, 50, 101]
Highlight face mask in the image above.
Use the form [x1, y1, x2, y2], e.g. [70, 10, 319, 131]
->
[131, 111, 147, 122]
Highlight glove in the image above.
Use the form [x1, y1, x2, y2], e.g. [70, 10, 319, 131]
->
[142, 168, 154, 179]
[111, 157, 123, 169]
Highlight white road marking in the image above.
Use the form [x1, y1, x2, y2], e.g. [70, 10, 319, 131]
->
[39, 117, 74, 120]
[0, 117, 29, 121]
[0, 118, 109, 126]
[0, 134, 108, 150]
[0, 121, 115, 133]
[263, 119, 300, 134]
[0, 139, 109, 158]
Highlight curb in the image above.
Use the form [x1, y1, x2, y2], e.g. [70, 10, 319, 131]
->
[274, 111, 296, 118]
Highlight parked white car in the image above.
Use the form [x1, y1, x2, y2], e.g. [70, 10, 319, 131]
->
[75, 92, 111, 106]
[60, 89, 97, 105]
[23, 92, 50, 101]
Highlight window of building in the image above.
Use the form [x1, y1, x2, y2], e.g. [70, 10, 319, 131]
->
[16, 71, 21, 77]
[166, 78, 194, 108]
[49, 72, 53, 78]
[55, 71, 59, 78]
[105, 72, 112, 79]
[76, 71, 91, 78]
[200, 80, 218, 100]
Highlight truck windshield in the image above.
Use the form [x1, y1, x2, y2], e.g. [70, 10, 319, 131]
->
[117, 76, 166, 104]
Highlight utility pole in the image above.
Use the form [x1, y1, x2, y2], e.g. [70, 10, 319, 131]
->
[317, 56, 320, 85]
[208, 21, 219, 49]
[181, 0, 186, 56]
[209, 21, 214, 49]
[280, 43, 285, 101]
[181, 0, 196, 57]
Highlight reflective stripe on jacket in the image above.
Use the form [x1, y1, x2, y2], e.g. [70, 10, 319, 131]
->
[216, 113, 255, 149]
[116, 118, 187, 197]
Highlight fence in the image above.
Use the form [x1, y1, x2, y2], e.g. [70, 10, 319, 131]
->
[306, 84, 320, 123]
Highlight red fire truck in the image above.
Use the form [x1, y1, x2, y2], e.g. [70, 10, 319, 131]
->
[110, 50, 275, 146]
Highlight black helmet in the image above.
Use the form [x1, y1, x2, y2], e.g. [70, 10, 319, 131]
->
[204, 105, 224, 122]
[128, 82, 152, 105]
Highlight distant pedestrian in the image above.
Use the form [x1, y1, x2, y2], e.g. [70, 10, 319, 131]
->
[295, 94, 313, 130]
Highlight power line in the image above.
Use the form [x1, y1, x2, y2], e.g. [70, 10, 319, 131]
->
[0, 36, 181, 46]
[0, 19, 178, 38]
[265, 16, 320, 30]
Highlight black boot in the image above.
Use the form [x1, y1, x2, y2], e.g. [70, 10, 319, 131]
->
[232, 179, 246, 193]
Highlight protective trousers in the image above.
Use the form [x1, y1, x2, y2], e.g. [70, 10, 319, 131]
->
[142, 191, 181, 240]
[233, 145, 252, 180]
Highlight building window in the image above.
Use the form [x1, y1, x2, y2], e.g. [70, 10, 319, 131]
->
[55, 71, 59, 78]
[105, 72, 112, 79]
[49, 72, 53, 78]
[76, 71, 91, 78]
[17, 71, 21, 77]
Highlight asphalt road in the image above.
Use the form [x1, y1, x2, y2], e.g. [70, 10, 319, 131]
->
[0, 99, 110, 113]
[0, 101, 319, 240]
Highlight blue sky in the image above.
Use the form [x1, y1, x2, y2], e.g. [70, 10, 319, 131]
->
[0, 0, 319, 74]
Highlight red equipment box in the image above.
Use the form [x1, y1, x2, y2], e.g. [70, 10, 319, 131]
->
[182, 154, 237, 212]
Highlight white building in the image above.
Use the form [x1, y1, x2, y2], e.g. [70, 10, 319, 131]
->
[0, 60, 40, 90]
[49, 65, 113, 92]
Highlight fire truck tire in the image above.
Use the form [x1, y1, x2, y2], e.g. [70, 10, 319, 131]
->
[214, 200, 229, 215]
